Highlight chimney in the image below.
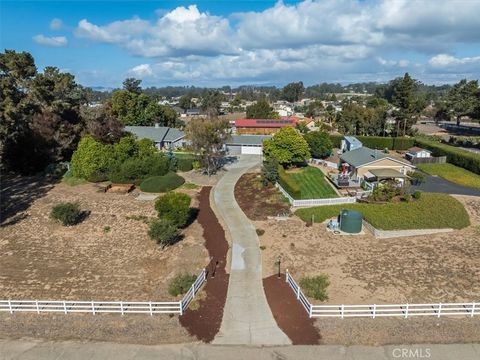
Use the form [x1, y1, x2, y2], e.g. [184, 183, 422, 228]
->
[155, 123, 160, 128]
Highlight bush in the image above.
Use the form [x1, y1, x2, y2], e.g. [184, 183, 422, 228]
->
[148, 219, 179, 247]
[415, 137, 480, 175]
[256, 229, 265, 236]
[299, 274, 330, 301]
[278, 165, 301, 198]
[71, 136, 113, 182]
[192, 161, 201, 170]
[140, 172, 185, 193]
[261, 158, 279, 186]
[403, 194, 411, 202]
[154, 191, 192, 228]
[50, 202, 83, 226]
[410, 172, 425, 185]
[176, 155, 197, 172]
[413, 190, 422, 199]
[168, 273, 197, 296]
[109, 154, 169, 184]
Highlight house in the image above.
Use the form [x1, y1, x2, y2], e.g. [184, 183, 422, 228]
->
[186, 108, 201, 116]
[234, 118, 297, 135]
[341, 136, 363, 152]
[125, 125, 187, 150]
[406, 147, 432, 160]
[225, 135, 271, 155]
[339, 146, 415, 187]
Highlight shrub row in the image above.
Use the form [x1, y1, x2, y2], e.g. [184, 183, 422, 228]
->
[176, 157, 195, 172]
[139, 172, 185, 193]
[329, 135, 414, 150]
[278, 165, 301, 199]
[414, 138, 480, 175]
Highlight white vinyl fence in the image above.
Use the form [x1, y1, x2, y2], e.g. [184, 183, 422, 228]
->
[0, 269, 206, 316]
[286, 270, 477, 319]
[276, 183, 356, 208]
[310, 158, 338, 169]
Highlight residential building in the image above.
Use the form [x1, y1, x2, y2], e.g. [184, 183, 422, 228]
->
[225, 135, 271, 155]
[406, 147, 432, 160]
[234, 117, 297, 135]
[125, 125, 187, 150]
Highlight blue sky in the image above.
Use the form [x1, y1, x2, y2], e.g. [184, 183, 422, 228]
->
[1, 0, 479, 88]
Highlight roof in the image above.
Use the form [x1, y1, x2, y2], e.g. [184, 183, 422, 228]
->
[340, 147, 388, 167]
[344, 136, 362, 146]
[235, 118, 296, 128]
[367, 169, 409, 179]
[407, 146, 431, 153]
[226, 135, 272, 146]
[125, 126, 185, 143]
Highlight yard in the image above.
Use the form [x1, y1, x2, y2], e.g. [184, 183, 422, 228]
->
[295, 192, 470, 230]
[417, 163, 480, 189]
[286, 166, 338, 199]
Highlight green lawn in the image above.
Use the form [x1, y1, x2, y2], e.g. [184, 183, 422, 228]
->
[417, 163, 480, 189]
[295, 193, 470, 230]
[287, 166, 338, 199]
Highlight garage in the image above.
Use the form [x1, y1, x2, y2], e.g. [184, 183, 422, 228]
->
[226, 135, 271, 155]
[241, 145, 263, 155]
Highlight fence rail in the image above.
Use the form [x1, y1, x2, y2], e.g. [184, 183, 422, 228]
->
[285, 270, 477, 319]
[411, 156, 447, 164]
[276, 183, 356, 208]
[0, 269, 206, 316]
[310, 158, 338, 169]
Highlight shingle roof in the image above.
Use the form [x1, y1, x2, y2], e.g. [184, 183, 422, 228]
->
[226, 135, 272, 146]
[344, 136, 362, 146]
[235, 118, 297, 128]
[340, 147, 388, 167]
[125, 126, 185, 143]
[164, 128, 185, 142]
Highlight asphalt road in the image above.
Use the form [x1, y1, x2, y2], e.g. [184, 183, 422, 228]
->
[411, 174, 480, 196]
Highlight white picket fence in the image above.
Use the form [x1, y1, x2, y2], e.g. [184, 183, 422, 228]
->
[0, 269, 206, 316]
[285, 270, 477, 319]
[276, 183, 356, 208]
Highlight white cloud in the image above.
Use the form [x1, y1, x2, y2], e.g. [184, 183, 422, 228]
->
[129, 64, 153, 77]
[33, 34, 68, 47]
[50, 18, 63, 30]
[428, 54, 480, 67]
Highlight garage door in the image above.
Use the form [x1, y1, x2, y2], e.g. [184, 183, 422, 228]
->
[241, 145, 262, 155]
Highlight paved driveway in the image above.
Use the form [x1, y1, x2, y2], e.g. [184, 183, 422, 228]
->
[410, 175, 480, 196]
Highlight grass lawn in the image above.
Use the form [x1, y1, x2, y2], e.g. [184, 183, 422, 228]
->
[287, 166, 338, 199]
[417, 163, 480, 189]
[295, 192, 470, 230]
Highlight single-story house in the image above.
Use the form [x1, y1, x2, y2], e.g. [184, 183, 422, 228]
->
[186, 108, 201, 116]
[125, 125, 187, 150]
[406, 146, 432, 160]
[225, 135, 271, 155]
[234, 118, 297, 135]
[340, 136, 363, 152]
[339, 146, 415, 187]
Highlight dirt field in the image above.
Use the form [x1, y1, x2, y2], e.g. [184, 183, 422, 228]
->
[0, 178, 209, 301]
[256, 195, 480, 305]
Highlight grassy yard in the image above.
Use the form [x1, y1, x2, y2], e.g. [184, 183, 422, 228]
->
[295, 193, 470, 230]
[287, 166, 338, 199]
[417, 163, 480, 189]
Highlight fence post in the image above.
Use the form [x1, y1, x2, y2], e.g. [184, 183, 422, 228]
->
[149, 301, 153, 316]
[91, 301, 95, 315]
[285, 269, 289, 283]
[438, 303, 442, 318]
[63, 301, 67, 314]
[372, 304, 376, 319]
[296, 285, 300, 300]
[8, 300, 12, 314]
[191, 284, 196, 299]
[405, 304, 409, 319]
[472, 302, 475, 317]
[203, 268, 207, 282]
[179, 301, 183, 316]
[36, 300, 39, 314]
[120, 301, 124, 316]
[341, 304, 344, 319]
[309, 303, 313, 318]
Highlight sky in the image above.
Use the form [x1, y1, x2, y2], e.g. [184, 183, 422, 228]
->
[1, 0, 480, 88]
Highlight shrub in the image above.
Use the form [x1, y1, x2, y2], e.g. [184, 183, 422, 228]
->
[299, 274, 330, 301]
[148, 219, 179, 247]
[256, 229, 265, 236]
[192, 161, 201, 170]
[50, 202, 83, 226]
[278, 165, 301, 198]
[154, 191, 192, 228]
[261, 158, 279, 186]
[410, 172, 425, 184]
[403, 194, 411, 202]
[71, 136, 113, 182]
[109, 154, 170, 184]
[413, 190, 422, 199]
[176, 155, 197, 172]
[168, 273, 197, 296]
[140, 172, 185, 193]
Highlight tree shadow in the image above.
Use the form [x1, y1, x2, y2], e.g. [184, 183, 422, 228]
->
[184, 208, 199, 228]
[1, 174, 59, 226]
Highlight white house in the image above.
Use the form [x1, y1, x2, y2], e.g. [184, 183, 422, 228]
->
[406, 147, 432, 160]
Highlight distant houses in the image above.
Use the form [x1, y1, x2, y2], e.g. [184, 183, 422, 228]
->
[125, 125, 186, 150]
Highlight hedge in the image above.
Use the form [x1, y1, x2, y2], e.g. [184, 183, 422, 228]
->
[140, 172, 185, 193]
[329, 135, 414, 150]
[414, 138, 480, 175]
[278, 165, 301, 199]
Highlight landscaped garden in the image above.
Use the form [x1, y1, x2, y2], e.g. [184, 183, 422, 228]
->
[295, 192, 470, 230]
[417, 163, 480, 189]
[286, 166, 338, 199]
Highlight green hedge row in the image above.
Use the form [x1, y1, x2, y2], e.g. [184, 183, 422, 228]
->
[329, 135, 414, 150]
[139, 172, 185, 193]
[278, 165, 301, 198]
[414, 138, 480, 175]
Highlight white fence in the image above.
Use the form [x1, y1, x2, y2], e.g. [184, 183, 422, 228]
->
[310, 158, 338, 169]
[0, 269, 206, 316]
[285, 270, 477, 319]
[276, 183, 356, 208]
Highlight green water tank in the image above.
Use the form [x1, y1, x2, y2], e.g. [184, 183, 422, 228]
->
[339, 209, 363, 234]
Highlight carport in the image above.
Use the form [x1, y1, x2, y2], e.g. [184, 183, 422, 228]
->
[364, 168, 409, 186]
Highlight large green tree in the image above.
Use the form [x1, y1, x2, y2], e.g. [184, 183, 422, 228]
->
[446, 79, 479, 125]
[122, 78, 142, 94]
[282, 82, 304, 102]
[263, 127, 310, 166]
[200, 90, 223, 117]
[304, 131, 332, 159]
[246, 99, 278, 119]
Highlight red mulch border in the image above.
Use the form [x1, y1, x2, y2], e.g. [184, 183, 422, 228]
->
[263, 274, 321, 345]
[179, 186, 229, 343]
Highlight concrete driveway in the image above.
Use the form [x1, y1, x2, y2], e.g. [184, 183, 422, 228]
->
[411, 174, 480, 196]
[211, 155, 291, 345]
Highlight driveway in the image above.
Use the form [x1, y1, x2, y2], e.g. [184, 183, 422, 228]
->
[211, 155, 291, 345]
[411, 174, 480, 196]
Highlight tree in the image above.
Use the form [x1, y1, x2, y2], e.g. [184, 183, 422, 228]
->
[179, 94, 193, 110]
[446, 79, 479, 125]
[81, 105, 125, 144]
[391, 73, 424, 136]
[148, 219, 180, 248]
[154, 191, 192, 228]
[70, 136, 113, 181]
[123, 78, 142, 94]
[337, 103, 387, 136]
[246, 99, 278, 119]
[200, 90, 223, 117]
[263, 127, 310, 166]
[305, 100, 324, 118]
[282, 82, 304, 102]
[185, 117, 231, 176]
[304, 131, 332, 159]
[261, 158, 279, 186]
